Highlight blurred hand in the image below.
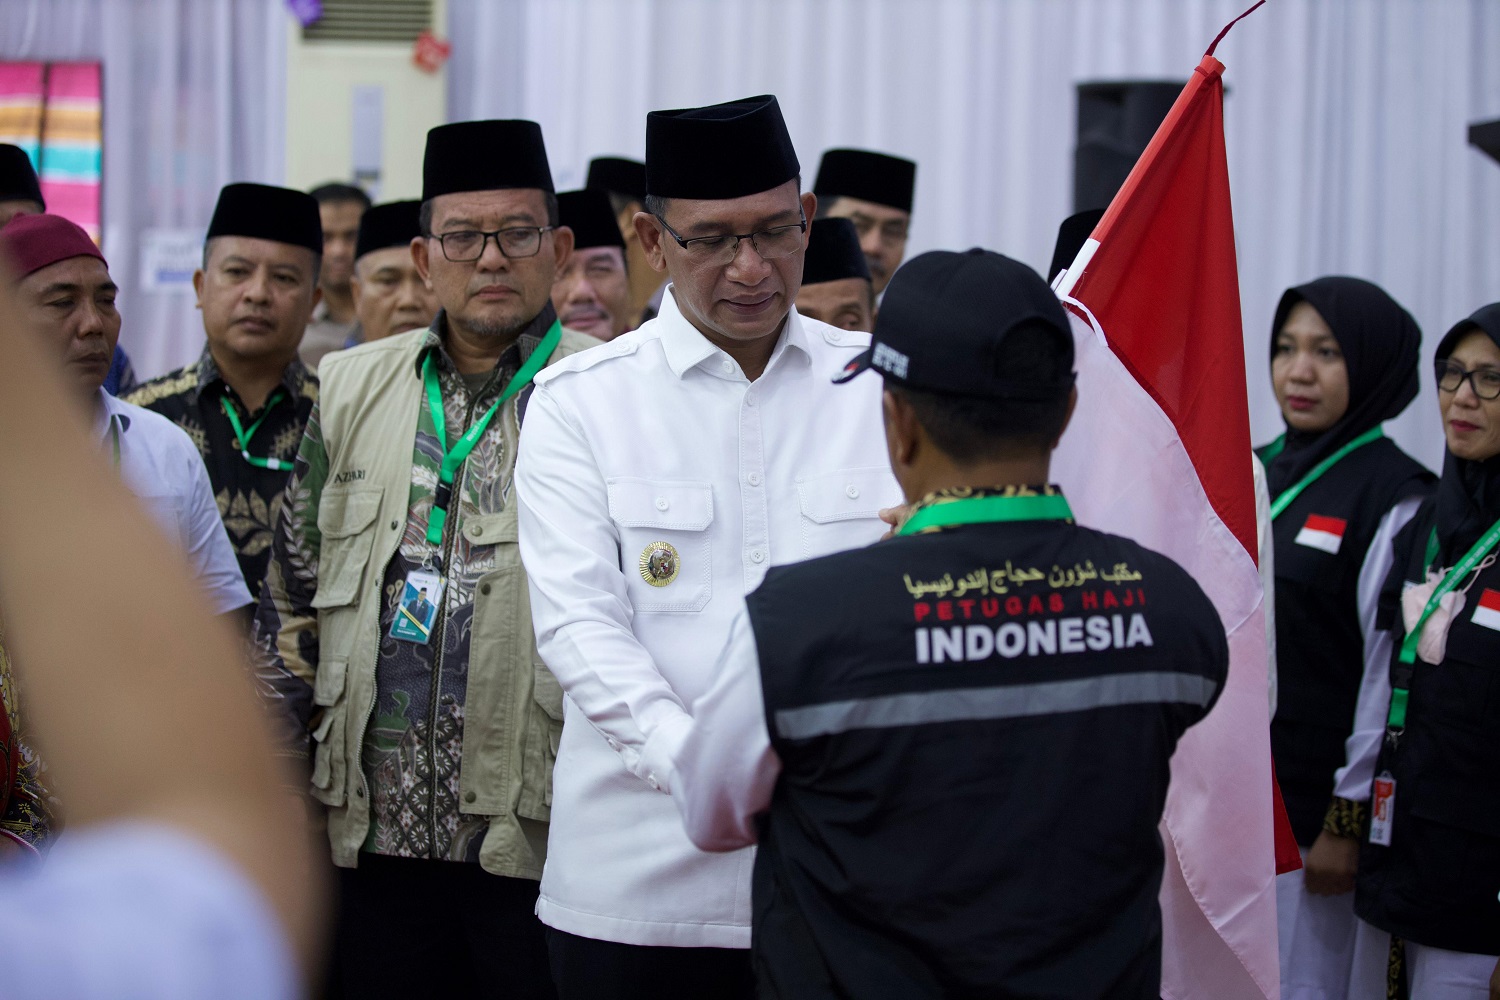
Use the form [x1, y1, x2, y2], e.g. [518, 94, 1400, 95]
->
[878, 504, 911, 541]
[1303, 830, 1359, 895]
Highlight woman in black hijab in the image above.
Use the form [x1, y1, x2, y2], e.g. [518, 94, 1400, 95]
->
[1255, 277, 1435, 997]
[1337, 304, 1500, 997]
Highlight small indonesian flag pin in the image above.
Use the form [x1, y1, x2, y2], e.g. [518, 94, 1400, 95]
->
[1472, 588, 1500, 631]
[1295, 514, 1347, 554]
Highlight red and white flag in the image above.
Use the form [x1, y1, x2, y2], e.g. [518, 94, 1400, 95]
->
[1295, 514, 1348, 555]
[1051, 6, 1288, 998]
[1473, 588, 1500, 631]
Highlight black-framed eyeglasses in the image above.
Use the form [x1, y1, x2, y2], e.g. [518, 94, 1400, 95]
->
[1436, 359, 1500, 400]
[653, 213, 807, 267]
[429, 226, 556, 262]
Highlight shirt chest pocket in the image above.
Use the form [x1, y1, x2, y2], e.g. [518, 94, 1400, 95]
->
[312, 486, 384, 609]
[607, 479, 713, 614]
[797, 467, 894, 560]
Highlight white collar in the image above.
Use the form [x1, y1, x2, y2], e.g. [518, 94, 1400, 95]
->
[655, 285, 813, 380]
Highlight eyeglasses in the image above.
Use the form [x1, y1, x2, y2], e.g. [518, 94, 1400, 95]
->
[845, 212, 909, 244]
[430, 226, 556, 262]
[653, 213, 806, 267]
[1436, 360, 1500, 400]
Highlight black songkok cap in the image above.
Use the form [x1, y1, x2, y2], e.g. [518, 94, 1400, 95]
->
[355, 200, 422, 261]
[1047, 208, 1105, 284]
[834, 248, 1074, 400]
[423, 120, 554, 203]
[0, 144, 44, 208]
[802, 218, 870, 286]
[646, 95, 799, 200]
[1468, 119, 1500, 167]
[206, 182, 323, 254]
[557, 189, 625, 251]
[585, 157, 646, 202]
[813, 148, 916, 214]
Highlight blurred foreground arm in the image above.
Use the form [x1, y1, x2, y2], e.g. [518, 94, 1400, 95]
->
[0, 274, 323, 995]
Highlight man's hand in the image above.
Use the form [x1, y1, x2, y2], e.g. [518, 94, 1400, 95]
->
[878, 504, 911, 541]
[1303, 830, 1359, 895]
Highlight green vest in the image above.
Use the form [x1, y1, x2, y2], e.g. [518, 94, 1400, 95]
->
[309, 324, 597, 878]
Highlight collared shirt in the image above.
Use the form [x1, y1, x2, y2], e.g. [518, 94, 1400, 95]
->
[97, 390, 251, 614]
[301, 301, 358, 372]
[253, 305, 554, 862]
[126, 347, 317, 602]
[515, 288, 900, 947]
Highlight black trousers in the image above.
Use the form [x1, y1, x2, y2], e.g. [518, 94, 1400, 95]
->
[336, 853, 555, 999]
[546, 928, 755, 1000]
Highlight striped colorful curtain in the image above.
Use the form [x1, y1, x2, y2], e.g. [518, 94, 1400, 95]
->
[0, 61, 102, 241]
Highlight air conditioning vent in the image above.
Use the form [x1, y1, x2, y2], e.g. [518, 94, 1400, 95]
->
[301, 0, 434, 44]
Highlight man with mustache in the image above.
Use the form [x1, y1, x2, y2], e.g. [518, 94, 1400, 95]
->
[128, 183, 323, 603]
[552, 189, 632, 341]
[252, 119, 596, 999]
[2, 212, 249, 619]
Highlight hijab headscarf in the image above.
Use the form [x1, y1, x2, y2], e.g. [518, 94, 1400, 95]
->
[1429, 303, 1500, 564]
[1265, 276, 1423, 497]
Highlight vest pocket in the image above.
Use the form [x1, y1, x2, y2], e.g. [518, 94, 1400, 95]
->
[606, 478, 714, 613]
[310, 661, 349, 807]
[311, 486, 384, 609]
[518, 661, 564, 822]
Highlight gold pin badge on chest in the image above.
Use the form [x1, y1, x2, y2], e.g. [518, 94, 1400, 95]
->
[639, 541, 681, 587]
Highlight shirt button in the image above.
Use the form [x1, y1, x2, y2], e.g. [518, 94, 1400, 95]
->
[390, 521, 400, 531]
[468, 523, 483, 538]
[464, 791, 476, 804]
[751, 549, 766, 564]
[480, 583, 492, 596]
[721, 360, 734, 374]
[656, 497, 669, 511]
[846, 484, 860, 499]
[748, 472, 762, 487]
[646, 773, 660, 790]
[355, 786, 365, 798]
[745, 394, 757, 407]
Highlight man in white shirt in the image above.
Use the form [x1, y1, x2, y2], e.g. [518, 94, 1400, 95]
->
[516, 94, 900, 999]
[1, 212, 250, 618]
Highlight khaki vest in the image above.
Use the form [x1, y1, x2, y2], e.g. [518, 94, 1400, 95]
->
[309, 325, 597, 878]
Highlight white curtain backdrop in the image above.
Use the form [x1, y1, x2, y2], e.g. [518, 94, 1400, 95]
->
[449, 0, 1500, 472]
[0, 0, 287, 380]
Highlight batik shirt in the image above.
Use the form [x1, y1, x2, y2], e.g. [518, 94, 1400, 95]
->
[126, 347, 317, 600]
[253, 306, 552, 862]
[0, 621, 55, 855]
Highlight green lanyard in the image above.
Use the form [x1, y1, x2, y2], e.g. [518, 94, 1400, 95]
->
[1387, 516, 1500, 731]
[422, 319, 561, 546]
[220, 390, 290, 472]
[897, 493, 1074, 536]
[1266, 426, 1384, 520]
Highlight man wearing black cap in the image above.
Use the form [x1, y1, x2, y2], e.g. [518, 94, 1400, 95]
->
[0, 144, 44, 226]
[553, 189, 631, 340]
[813, 148, 917, 296]
[586, 155, 662, 327]
[252, 119, 595, 999]
[794, 217, 875, 332]
[517, 95, 899, 998]
[348, 199, 438, 345]
[671, 248, 1230, 999]
[127, 182, 323, 603]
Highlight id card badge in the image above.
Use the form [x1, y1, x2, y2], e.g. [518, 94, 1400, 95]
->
[389, 569, 445, 644]
[1369, 771, 1397, 847]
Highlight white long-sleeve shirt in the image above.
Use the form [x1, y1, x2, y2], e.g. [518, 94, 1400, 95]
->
[516, 288, 899, 947]
[1333, 496, 1425, 802]
[97, 390, 251, 614]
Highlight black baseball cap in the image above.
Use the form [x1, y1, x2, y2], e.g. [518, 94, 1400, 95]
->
[833, 248, 1075, 399]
